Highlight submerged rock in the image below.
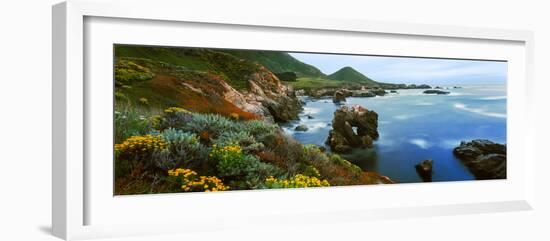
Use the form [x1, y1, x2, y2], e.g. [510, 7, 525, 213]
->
[415, 159, 433, 182]
[294, 124, 309, 132]
[306, 114, 314, 119]
[326, 105, 379, 153]
[333, 90, 347, 103]
[453, 140, 506, 180]
[390, 90, 398, 93]
[423, 89, 450, 95]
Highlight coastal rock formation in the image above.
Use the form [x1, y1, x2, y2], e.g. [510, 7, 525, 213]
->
[294, 124, 308, 132]
[352, 90, 376, 97]
[326, 105, 379, 153]
[423, 89, 450, 95]
[333, 90, 347, 103]
[411, 84, 432, 89]
[415, 159, 433, 182]
[372, 88, 387, 96]
[236, 65, 302, 122]
[453, 140, 506, 180]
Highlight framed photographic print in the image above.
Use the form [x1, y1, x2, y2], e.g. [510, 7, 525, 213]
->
[53, 0, 535, 240]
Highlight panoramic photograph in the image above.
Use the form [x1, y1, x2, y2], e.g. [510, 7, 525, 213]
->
[113, 44, 507, 195]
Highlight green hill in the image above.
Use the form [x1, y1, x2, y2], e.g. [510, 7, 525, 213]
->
[328, 66, 379, 85]
[221, 50, 325, 77]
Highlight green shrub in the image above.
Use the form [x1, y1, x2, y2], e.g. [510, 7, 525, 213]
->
[214, 131, 264, 153]
[260, 131, 306, 174]
[241, 120, 278, 139]
[301, 165, 321, 178]
[300, 144, 364, 185]
[114, 107, 155, 144]
[157, 128, 210, 172]
[155, 107, 194, 130]
[184, 113, 239, 138]
[329, 154, 362, 174]
[210, 144, 282, 189]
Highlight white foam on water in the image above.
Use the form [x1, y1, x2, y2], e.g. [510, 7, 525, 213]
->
[453, 103, 506, 119]
[479, 96, 507, 100]
[409, 138, 431, 149]
[440, 139, 461, 149]
[302, 106, 322, 115]
[393, 114, 415, 120]
[415, 102, 434, 106]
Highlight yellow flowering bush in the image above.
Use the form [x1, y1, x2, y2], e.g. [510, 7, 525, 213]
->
[263, 174, 330, 189]
[168, 168, 228, 192]
[210, 144, 247, 177]
[115, 134, 167, 160]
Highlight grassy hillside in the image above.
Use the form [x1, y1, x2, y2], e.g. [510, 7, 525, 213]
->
[114, 57, 260, 121]
[222, 50, 326, 77]
[115, 45, 260, 91]
[328, 66, 379, 85]
[284, 77, 362, 90]
[115, 45, 388, 94]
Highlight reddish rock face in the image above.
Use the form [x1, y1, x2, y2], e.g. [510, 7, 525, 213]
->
[148, 61, 301, 123]
[326, 105, 379, 153]
[242, 65, 302, 122]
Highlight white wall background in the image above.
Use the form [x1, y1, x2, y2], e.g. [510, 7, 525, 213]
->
[0, 0, 548, 240]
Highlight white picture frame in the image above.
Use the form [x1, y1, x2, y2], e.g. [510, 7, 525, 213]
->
[52, 0, 536, 240]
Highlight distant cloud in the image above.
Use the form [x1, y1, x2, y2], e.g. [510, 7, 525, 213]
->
[289, 53, 507, 85]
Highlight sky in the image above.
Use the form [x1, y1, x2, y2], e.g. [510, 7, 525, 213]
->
[289, 52, 507, 85]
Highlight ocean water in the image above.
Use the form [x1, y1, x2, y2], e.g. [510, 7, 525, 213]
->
[281, 85, 507, 183]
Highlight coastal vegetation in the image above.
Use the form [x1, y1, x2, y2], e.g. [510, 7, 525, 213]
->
[113, 45, 395, 195]
[114, 44, 506, 194]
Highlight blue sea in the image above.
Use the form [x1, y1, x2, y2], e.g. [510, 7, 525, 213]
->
[281, 85, 507, 183]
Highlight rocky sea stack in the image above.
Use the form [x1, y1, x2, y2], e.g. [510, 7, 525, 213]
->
[453, 140, 506, 180]
[326, 105, 379, 153]
[415, 159, 433, 182]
